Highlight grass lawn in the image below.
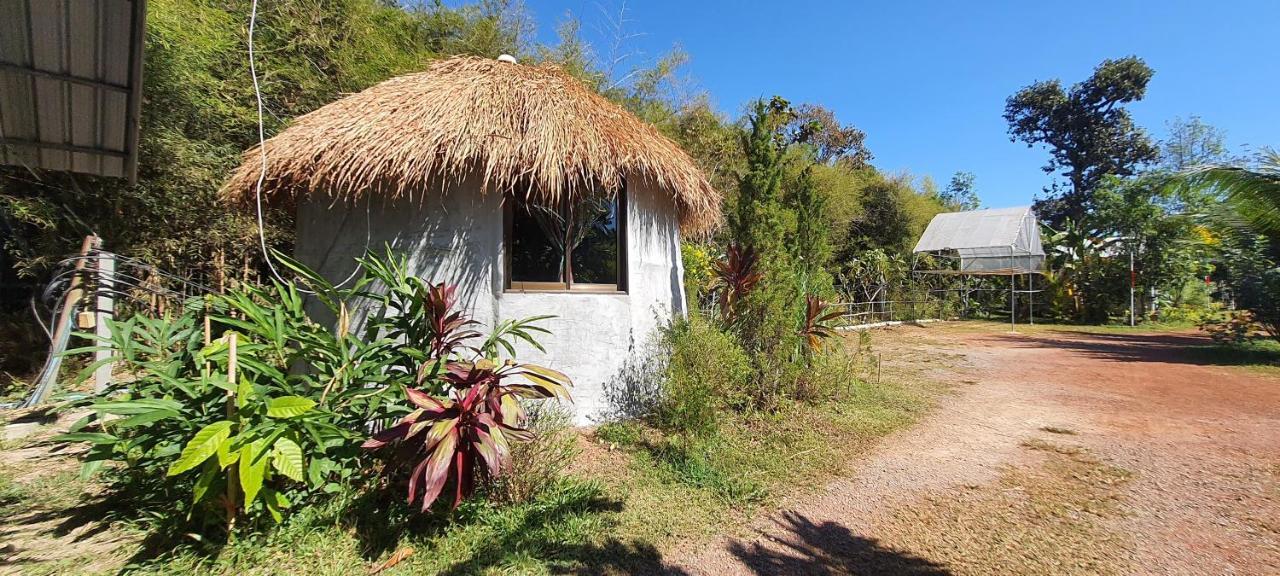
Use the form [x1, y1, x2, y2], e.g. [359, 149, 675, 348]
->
[964, 319, 1280, 374]
[0, 333, 942, 575]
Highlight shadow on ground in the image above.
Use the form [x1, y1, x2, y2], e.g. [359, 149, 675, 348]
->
[726, 511, 950, 575]
[991, 330, 1280, 368]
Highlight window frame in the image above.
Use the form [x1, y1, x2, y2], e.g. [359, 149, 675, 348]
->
[503, 184, 628, 294]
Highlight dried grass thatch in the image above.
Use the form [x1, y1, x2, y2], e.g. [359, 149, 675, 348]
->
[223, 56, 719, 233]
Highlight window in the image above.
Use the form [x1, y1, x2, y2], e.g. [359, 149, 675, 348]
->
[505, 186, 626, 292]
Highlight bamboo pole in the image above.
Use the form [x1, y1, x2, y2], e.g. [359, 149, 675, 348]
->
[225, 332, 239, 533]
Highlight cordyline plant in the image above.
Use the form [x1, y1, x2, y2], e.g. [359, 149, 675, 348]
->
[361, 281, 571, 511]
[712, 243, 763, 323]
[799, 295, 843, 351]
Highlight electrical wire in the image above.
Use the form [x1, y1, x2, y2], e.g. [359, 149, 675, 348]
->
[248, 0, 366, 294]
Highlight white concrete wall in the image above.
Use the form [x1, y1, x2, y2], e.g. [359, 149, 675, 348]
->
[295, 176, 685, 424]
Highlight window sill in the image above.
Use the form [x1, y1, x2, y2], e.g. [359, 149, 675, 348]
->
[502, 288, 628, 295]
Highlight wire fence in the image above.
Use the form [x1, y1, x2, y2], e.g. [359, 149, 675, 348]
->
[13, 237, 217, 409]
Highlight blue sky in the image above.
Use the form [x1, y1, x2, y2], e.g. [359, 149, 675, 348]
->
[521, 0, 1278, 208]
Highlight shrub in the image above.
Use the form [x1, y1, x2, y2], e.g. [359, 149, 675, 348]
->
[361, 358, 570, 512]
[356, 258, 571, 512]
[681, 242, 714, 311]
[795, 345, 857, 403]
[1200, 311, 1259, 345]
[491, 403, 579, 504]
[57, 249, 567, 530]
[58, 286, 372, 530]
[652, 315, 753, 436]
[1237, 268, 1280, 343]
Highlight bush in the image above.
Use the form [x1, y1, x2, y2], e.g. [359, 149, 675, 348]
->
[653, 315, 753, 436]
[491, 403, 580, 504]
[57, 249, 568, 531]
[1160, 280, 1215, 324]
[1200, 311, 1259, 345]
[1237, 268, 1280, 343]
[795, 346, 857, 403]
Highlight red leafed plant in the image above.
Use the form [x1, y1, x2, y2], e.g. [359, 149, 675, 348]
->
[799, 295, 843, 351]
[423, 283, 482, 359]
[362, 281, 571, 512]
[712, 244, 763, 323]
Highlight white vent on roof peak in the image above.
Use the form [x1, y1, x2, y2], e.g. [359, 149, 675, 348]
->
[497, 54, 517, 64]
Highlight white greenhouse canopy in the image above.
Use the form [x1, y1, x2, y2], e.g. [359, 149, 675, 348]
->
[913, 206, 1045, 275]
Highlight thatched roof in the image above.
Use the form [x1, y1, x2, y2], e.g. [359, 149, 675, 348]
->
[223, 56, 719, 233]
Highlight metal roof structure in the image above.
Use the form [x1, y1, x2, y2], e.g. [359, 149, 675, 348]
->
[913, 206, 1045, 275]
[0, 0, 147, 184]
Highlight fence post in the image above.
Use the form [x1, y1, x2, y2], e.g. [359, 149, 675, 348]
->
[225, 332, 240, 532]
[93, 251, 115, 392]
[22, 235, 100, 407]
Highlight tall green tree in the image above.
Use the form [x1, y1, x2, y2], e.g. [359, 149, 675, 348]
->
[1004, 56, 1159, 225]
[1160, 116, 1233, 171]
[786, 165, 832, 294]
[1191, 149, 1280, 239]
[788, 104, 873, 167]
[939, 171, 981, 211]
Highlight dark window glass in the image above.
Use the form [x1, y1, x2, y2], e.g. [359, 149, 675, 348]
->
[571, 197, 619, 284]
[510, 201, 563, 282]
[506, 188, 625, 290]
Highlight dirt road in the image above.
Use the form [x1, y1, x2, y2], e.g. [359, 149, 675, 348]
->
[675, 324, 1280, 575]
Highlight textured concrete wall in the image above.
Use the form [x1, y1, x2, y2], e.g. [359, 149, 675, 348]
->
[295, 176, 684, 424]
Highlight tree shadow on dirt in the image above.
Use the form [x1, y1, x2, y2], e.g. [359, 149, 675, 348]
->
[342, 481, 685, 576]
[727, 511, 950, 575]
[995, 331, 1280, 368]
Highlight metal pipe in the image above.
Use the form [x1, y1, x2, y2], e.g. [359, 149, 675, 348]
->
[1129, 247, 1135, 327]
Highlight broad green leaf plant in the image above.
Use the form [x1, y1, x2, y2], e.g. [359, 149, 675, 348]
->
[57, 248, 564, 530]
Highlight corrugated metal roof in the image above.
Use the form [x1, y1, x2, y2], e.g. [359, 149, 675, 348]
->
[0, 0, 146, 183]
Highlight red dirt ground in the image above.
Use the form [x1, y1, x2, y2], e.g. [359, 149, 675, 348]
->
[674, 324, 1280, 575]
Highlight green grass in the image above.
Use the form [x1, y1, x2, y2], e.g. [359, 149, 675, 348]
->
[126, 478, 625, 576]
[1179, 338, 1280, 374]
[592, 355, 932, 546]
[2, 333, 941, 575]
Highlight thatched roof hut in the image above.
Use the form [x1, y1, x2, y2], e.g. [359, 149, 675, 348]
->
[227, 55, 715, 425]
[223, 55, 719, 234]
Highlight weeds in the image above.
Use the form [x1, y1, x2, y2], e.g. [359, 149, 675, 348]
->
[1040, 426, 1078, 435]
[885, 441, 1134, 575]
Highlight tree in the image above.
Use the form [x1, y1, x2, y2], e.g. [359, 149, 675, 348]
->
[787, 166, 833, 294]
[842, 175, 917, 255]
[1004, 56, 1159, 225]
[1161, 116, 1232, 171]
[1188, 149, 1280, 239]
[939, 171, 981, 211]
[788, 104, 873, 167]
[730, 96, 794, 256]
[1093, 175, 1206, 319]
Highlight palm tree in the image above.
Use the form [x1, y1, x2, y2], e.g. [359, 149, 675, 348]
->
[1184, 149, 1280, 237]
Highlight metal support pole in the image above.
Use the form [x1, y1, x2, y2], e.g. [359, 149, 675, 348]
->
[1129, 247, 1135, 327]
[1028, 251, 1035, 325]
[1029, 273, 1035, 325]
[1010, 246, 1016, 330]
[1010, 274, 1015, 329]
